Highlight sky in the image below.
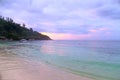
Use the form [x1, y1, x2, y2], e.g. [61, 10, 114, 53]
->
[0, 0, 120, 40]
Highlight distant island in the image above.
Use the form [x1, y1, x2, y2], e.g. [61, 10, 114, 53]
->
[0, 16, 51, 40]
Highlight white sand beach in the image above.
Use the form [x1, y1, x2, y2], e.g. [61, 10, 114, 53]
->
[0, 50, 94, 80]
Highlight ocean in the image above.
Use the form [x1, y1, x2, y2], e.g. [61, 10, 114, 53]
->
[0, 40, 120, 80]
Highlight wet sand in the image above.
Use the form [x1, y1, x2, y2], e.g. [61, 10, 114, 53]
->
[0, 49, 94, 80]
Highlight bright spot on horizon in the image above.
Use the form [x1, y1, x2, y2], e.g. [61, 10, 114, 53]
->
[41, 32, 72, 40]
[41, 32, 91, 40]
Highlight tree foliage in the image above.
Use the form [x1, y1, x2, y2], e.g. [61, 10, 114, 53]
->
[0, 16, 51, 40]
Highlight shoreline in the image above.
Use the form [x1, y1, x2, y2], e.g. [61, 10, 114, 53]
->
[0, 42, 94, 80]
[0, 54, 94, 80]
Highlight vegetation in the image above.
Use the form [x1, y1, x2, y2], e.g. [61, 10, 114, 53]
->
[0, 16, 51, 40]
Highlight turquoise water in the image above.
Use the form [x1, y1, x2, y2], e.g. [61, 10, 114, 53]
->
[0, 40, 120, 80]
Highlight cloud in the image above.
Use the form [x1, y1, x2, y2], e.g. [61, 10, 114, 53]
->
[99, 8, 120, 19]
[0, 0, 120, 40]
[97, 0, 120, 20]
